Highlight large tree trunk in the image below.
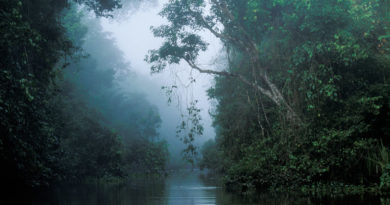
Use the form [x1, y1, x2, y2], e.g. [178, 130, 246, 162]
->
[261, 73, 301, 123]
[185, 59, 301, 123]
[184, 0, 302, 124]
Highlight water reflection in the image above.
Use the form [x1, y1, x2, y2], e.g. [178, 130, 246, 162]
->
[164, 172, 218, 205]
[20, 171, 390, 205]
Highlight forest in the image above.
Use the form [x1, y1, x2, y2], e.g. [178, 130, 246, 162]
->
[0, 0, 169, 192]
[149, 0, 390, 195]
[0, 0, 390, 203]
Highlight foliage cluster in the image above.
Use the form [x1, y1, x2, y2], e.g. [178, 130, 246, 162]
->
[204, 0, 390, 193]
[0, 0, 168, 191]
[148, 0, 390, 194]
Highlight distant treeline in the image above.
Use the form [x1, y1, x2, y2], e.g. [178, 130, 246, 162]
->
[0, 0, 167, 191]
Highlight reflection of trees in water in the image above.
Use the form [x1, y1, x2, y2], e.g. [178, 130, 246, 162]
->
[198, 172, 221, 187]
[31, 178, 168, 205]
[214, 191, 383, 205]
[214, 190, 386, 205]
[29, 174, 388, 205]
[198, 172, 386, 205]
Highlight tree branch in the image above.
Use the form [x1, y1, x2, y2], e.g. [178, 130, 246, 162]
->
[184, 58, 302, 122]
[184, 58, 234, 77]
[184, 58, 277, 104]
[211, 0, 260, 54]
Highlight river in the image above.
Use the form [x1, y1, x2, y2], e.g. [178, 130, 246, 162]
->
[22, 171, 388, 205]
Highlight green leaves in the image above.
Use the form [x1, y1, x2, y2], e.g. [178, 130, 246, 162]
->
[194, 0, 390, 194]
[147, 11, 209, 72]
[379, 35, 390, 41]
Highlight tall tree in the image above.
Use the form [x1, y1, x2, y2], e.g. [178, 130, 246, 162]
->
[147, 0, 390, 124]
[155, 0, 390, 192]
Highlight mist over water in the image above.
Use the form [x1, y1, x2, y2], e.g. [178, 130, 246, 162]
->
[2, 0, 390, 204]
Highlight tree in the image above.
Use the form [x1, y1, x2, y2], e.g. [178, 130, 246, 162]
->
[146, 0, 303, 122]
[168, 0, 390, 192]
[147, 0, 390, 125]
[0, 0, 128, 189]
[60, 5, 169, 177]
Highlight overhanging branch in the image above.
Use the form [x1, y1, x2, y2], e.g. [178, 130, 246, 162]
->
[184, 58, 276, 104]
[183, 58, 302, 122]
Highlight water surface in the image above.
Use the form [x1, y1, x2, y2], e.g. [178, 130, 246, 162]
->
[25, 171, 388, 205]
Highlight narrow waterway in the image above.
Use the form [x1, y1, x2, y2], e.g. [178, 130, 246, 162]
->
[26, 171, 387, 205]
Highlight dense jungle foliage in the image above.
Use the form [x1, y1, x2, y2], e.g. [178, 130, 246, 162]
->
[2, 0, 390, 198]
[149, 0, 390, 194]
[0, 0, 167, 193]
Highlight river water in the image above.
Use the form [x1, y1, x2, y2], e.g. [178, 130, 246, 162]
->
[24, 171, 388, 205]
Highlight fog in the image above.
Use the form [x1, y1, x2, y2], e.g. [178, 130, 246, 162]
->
[3, 0, 390, 203]
[100, 0, 222, 166]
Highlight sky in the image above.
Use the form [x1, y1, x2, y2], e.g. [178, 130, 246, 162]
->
[100, 0, 223, 151]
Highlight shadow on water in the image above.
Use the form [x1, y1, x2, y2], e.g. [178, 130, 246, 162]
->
[9, 171, 390, 205]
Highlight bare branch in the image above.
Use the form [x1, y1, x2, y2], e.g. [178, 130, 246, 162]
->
[184, 58, 234, 77]
[184, 58, 277, 105]
[184, 58, 302, 122]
